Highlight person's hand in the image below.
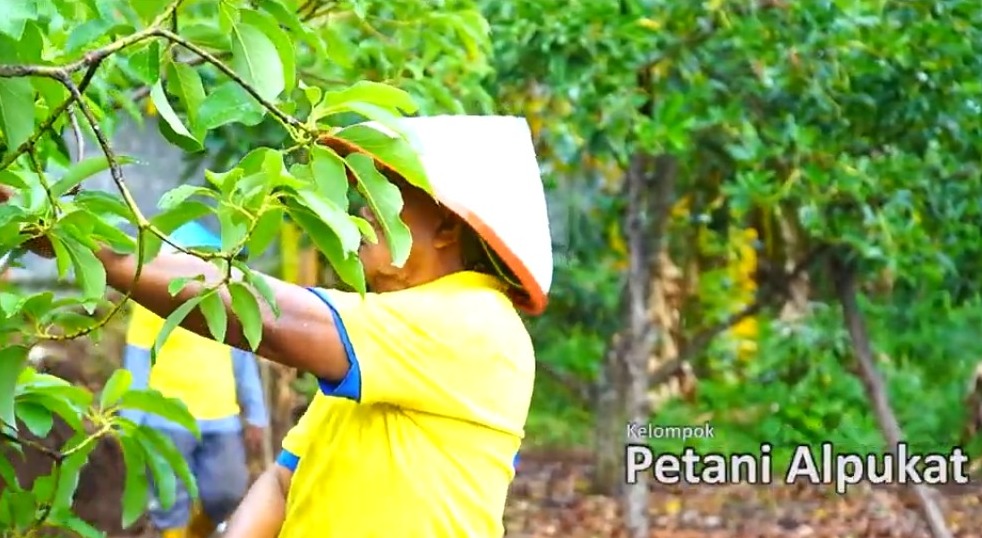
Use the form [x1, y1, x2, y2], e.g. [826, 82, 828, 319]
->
[244, 424, 265, 454]
[0, 185, 55, 259]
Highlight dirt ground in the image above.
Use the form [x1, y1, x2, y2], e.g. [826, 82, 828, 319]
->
[8, 341, 982, 538]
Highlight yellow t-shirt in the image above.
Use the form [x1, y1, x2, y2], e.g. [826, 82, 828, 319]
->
[276, 271, 535, 538]
[125, 304, 240, 420]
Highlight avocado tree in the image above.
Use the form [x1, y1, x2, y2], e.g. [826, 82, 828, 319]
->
[0, 0, 488, 534]
[487, 0, 982, 536]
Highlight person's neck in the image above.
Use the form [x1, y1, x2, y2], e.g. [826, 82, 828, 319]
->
[372, 255, 465, 292]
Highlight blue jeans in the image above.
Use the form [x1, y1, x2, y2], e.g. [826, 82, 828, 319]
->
[148, 429, 249, 530]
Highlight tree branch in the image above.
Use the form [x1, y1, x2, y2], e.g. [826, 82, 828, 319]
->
[42, 74, 149, 341]
[648, 244, 829, 387]
[832, 252, 952, 538]
[535, 360, 592, 405]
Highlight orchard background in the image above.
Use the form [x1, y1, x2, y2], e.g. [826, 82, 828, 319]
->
[2, 1, 982, 537]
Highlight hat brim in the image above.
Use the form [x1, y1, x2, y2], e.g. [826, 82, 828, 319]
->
[317, 133, 549, 315]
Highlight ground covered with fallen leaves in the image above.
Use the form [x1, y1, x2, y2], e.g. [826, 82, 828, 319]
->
[505, 451, 982, 538]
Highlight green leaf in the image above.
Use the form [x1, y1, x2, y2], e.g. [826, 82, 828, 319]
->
[127, 40, 161, 85]
[197, 82, 266, 130]
[167, 276, 200, 296]
[134, 428, 177, 510]
[119, 436, 149, 529]
[310, 146, 349, 209]
[199, 291, 228, 344]
[166, 61, 207, 139]
[322, 25, 355, 69]
[158, 184, 215, 211]
[334, 124, 431, 192]
[150, 296, 202, 363]
[246, 207, 284, 257]
[0, 451, 17, 489]
[0, 78, 34, 153]
[51, 155, 138, 198]
[65, 241, 107, 302]
[346, 153, 412, 267]
[16, 391, 85, 431]
[136, 425, 198, 498]
[53, 436, 97, 513]
[0, 0, 38, 40]
[143, 201, 213, 263]
[6, 489, 36, 529]
[217, 202, 248, 253]
[150, 80, 202, 153]
[65, 19, 113, 55]
[294, 189, 361, 254]
[14, 401, 52, 438]
[0, 345, 29, 427]
[352, 216, 378, 244]
[50, 235, 73, 279]
[229, 282, 262, 351]
[240, 8, 296, 94]
[230, 21, 285, 102]
[59, 515, 105, 538]
[182, 23, 231, 50]
[100, 369, 132, 409]
[118, 389, 198, 435]
[289, 205, 366, 293]
[322, 81, 418, 116]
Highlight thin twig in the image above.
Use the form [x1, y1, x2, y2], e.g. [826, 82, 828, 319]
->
[0, 428, 63, 462]
[68, 106, 85, 162]
[42, 75, 150, 341]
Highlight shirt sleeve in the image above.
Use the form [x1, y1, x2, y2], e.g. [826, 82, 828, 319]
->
[119, 344, 150, 425]
[305, 287, 530, 426]
[232, 348, 269, 427]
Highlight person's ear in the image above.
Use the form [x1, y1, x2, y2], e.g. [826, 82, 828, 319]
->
[432, 212, 462, 249]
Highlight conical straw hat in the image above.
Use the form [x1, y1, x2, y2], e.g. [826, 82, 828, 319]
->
[319, 115, 554, 315]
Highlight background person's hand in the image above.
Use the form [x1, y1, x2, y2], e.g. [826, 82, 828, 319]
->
[0, 185, 56, 259]
[244, 424, 265, 455]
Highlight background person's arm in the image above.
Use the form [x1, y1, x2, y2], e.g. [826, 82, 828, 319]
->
[222, 464, 293, 538]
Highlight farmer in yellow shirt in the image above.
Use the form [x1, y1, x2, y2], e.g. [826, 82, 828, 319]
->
[120, 222, 268, 538]
[7, 115, 552, 538]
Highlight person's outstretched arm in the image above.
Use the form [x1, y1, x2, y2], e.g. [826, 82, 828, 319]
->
[95, 248, 350, 382]
[222, 463, 293, 538]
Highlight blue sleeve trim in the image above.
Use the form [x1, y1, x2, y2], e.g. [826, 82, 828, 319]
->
[232, 348, 270, 427]
[513, 452, 520, 471]
[276, 449, 300, 472]
[305, 288, 362, 402]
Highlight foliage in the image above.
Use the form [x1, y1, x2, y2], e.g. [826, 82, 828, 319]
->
[489, 0, 982, 471]
[0, 0, 490, 534]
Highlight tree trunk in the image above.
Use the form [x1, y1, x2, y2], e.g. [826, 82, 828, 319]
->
[592, 154, 677, 538]
[831, 254, 952, 538]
